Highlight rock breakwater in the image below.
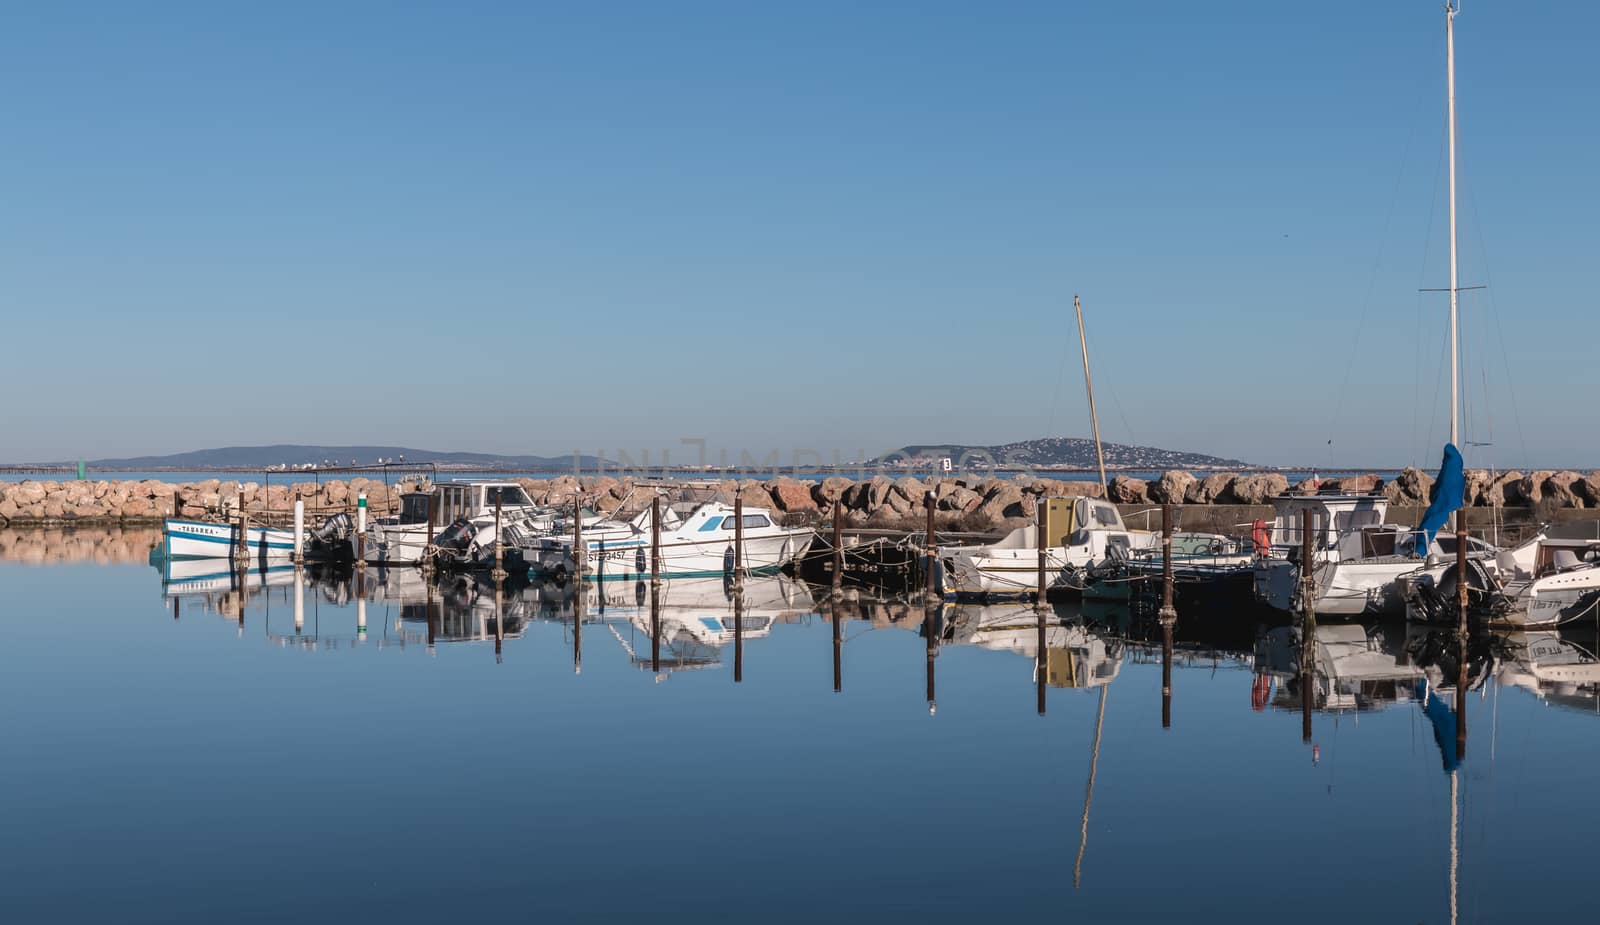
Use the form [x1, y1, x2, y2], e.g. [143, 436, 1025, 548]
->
[4, 467, 1599, 530]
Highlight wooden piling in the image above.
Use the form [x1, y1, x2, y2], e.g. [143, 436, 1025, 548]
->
[1035, 498, 1047, 608]
[572, 585, 582, 675]
[831, 509, 843, 594]
[1456, 525, 1469, 761]
[925, 605, 937, 715]
[493, 495, 505, 582]
[423, 491, 437, 573]
[1161, 618, 1174, 729]
[651, 495, 662, 586]
[733, 495, 745, 590]
[924, 490, 937, 600]
[733, 585, 744, 684]
[1036, 605, 1047, 716]
[832, 598, 842, 693]
[1301, 508, 1316, 742]
[1159, 503, 1176, 622]
[573, 492, 584, 581]
[649, 578, 661, 673]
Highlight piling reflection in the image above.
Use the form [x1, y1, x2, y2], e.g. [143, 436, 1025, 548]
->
[17, 536, 1589, 925]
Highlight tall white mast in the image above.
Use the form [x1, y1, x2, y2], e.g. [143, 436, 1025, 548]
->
[1447, 1, 1460, 449]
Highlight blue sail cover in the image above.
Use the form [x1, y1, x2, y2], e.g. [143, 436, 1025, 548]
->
[1417, 443, 1465, 553]
[1416, 680, 1462, 774]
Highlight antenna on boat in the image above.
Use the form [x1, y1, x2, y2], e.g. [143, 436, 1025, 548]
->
[1074, 294, 1109, 495]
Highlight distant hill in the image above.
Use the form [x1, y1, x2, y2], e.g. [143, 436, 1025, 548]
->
[873, 437, 1250, 470]
[85, 445, 610, 470]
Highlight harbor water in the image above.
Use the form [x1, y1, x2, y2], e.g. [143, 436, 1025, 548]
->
[1, 527, 1595, 923]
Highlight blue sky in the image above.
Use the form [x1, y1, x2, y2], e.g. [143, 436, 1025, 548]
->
[3, 1, 1594, 468]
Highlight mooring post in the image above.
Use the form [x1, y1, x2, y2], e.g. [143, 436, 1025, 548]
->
[357, 584, 367, 641]
[426, 579, 437, 652]
[1161, 617, 1174, 728]
[832, 597, 843, 693]
[293, 567, 304, 635]
[733, 584, 744, 684]
[925, 605, 938, 715]
[1036, 604, 1048, 716]
[494, 580, 504, 664]
[924, 490, 937, 600]
[423, 490, 437, 574]
[1035, 498, 1048, 608]
[356, 492, 367, 566]
[293, 499, 304, 564]
[651, 495, 662, 586]
[649, 578, 661, 674]
[831, 507, 843, 594]
[572, 491, 585, 581]
[493, 495, 505, 582]
[1301, 508, 1316, 742]
[733, 495, 745, 591]
[573, 572, 586, 668]
[1456, 523, 1469, 761]
[1159, 503, 1176, 622]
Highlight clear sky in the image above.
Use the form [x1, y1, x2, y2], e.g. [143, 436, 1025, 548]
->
[4, 1, 1594, 469]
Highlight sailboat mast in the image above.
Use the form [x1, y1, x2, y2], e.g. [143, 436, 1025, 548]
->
[1447, 1, 1460, 449]
[1074, 294, 1109, 494]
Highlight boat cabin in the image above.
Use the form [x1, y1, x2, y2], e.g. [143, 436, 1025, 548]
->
[434, 480, 537, 523]
[1268, 494, 1419, 559]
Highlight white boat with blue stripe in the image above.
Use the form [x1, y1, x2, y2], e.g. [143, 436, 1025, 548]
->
[530, 499, 813, 582]
[162, 518, 298, 561]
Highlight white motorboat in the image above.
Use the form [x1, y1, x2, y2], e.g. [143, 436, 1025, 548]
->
[162, 517, 297, 561]
[938, 497, 1152, 599]
[1251, 492, 1472, 617]
[365, 480, 544, 565]
[1474, 534, 1600, 627]
[529, 496, 814, 582]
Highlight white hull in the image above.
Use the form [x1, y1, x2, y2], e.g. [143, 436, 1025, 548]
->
[163, 519, 296, 561]
[543, 530, 812, 581]
[365, 522, 435, 564]
[1255, 557, 1418, 617]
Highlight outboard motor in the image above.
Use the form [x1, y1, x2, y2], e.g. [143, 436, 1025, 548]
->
[305, 512, 355, 562]
[430, 517, 477, 570]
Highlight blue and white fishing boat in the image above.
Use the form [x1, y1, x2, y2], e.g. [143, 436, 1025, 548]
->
[162, 518, 298, 561]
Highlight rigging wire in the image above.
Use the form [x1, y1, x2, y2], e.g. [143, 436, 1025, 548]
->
[1415, 132, 1448, 466]
[1324, 40, 1437, 465]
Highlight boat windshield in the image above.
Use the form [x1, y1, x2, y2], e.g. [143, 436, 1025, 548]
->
[483, 485, 533, 508]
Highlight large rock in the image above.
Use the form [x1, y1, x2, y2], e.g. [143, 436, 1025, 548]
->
[1505, 471, 1552, 507]
[8, 482, 47, 506]
[769, 478, 817, 513]
[937, 485, 983, 513]
[813, 477, 851, 508]
[1463, 470, 1490, 507]
[975, 484, 1027, 522]
[1230, 473, 1288, 505]
[1185, 473, 1238, 504]
[121, 498, 153, 518]
[1108, 475, 1149, 504]
[1483, 471, 1521, 507]
[1577, 472, 1600, 508]
[1322, 473, 1381, 494]
[1543, 471, 1585, 509]
[1150, 471, 1195, 505]
[1385, 467, 1435, 506]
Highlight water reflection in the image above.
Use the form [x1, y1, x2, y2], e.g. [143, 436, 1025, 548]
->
[11, 527, 1600, 920]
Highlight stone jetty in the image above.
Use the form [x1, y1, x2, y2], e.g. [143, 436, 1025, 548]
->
[4, 468, 1600, 529]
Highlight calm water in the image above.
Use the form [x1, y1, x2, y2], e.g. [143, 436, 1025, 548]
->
[2, 528, 1596, 923]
